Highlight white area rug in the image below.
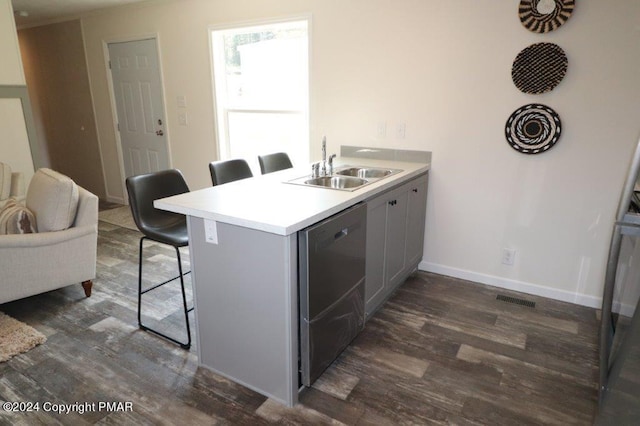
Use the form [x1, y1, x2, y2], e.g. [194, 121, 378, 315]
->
[99, 206, 138, 231]
[0, 312, 46, 362]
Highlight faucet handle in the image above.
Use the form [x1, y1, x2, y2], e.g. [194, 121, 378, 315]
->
[328, 154, 337, 175]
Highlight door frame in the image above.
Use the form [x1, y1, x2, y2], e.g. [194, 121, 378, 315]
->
[103, 33, 172, 204]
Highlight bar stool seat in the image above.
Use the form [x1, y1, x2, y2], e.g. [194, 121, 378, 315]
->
[126, 169, 193, 349]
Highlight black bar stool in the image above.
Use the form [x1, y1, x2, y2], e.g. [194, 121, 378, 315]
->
[125, 169, 193, 349]
[209, 159, 253, 185]
[258, 152, 293, 174]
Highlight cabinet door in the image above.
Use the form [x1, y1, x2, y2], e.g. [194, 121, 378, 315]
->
[385, 188, 409, 289]
[365, 194, 388, 316]
[364, 172, 429, 319]
[405, 174, 429, 268]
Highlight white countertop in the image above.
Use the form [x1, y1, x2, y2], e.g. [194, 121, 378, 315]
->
[154, 157, 430, 236]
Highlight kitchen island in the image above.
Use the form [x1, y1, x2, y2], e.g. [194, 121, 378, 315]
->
[155, 152, 430, 406]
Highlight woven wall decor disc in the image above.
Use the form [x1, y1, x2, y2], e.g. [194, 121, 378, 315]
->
[512, 42, 567, 95]
[505, 104, 561, 155]
[519, 0, 575, 33]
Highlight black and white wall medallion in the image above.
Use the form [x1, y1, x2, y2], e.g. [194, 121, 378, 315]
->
[519, 0, 575, 33]
[505, 104, 562, 154]
[512, 42, 568, 94]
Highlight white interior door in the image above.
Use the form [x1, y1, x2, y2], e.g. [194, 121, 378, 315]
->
[108, 39, 169, 178]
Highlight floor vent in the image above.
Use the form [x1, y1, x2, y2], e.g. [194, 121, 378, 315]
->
[496, 294, 536, 308]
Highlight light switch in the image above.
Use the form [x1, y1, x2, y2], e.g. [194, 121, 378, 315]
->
[178, 112, 188, 126]
[204, 219, 218, 244]
[177, 95, 187, 108]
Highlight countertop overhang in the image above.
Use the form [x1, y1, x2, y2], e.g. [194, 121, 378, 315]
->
[154, 157, 430, 236]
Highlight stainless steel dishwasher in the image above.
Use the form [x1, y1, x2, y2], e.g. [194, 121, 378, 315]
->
[298, 202, 367, 386]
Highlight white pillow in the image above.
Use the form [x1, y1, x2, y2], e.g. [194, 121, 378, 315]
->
[0, 162, 11, 200]
[26, 168, 79, 232]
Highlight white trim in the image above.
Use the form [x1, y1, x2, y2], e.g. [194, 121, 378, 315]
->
[306, 13, 313, 159]
[612, 299, 637, 318]
[106, 194, 125, 204]
[153, 33, 173, 171]
[207, 27, 222, 161]
[102, 39, 127, 203]
[419, 261, 603, 309]
[103, 33, 171, 204]
[207, 13, 313, 33]
[80, 19, 108, 200]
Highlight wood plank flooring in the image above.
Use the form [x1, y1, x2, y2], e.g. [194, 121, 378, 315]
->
[0, 211, 599, 425]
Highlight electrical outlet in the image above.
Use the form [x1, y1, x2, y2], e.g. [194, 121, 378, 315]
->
[377, 121, 387, 138]
[204, 219, 218, 244]
[502, 248, 516, 265]
[396, 122, 406, 139]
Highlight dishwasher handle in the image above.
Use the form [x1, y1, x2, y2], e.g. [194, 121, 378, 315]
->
[314, 221, 362, 251]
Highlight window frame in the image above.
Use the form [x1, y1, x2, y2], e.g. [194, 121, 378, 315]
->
[208, 15, 311, 167]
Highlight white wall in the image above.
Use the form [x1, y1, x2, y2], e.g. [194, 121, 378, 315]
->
[0, 0, 34, 182]
[0, 0, 24, 85]
[80, 0, 640, 305]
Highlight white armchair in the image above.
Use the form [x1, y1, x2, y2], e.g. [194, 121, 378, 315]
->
[0, 168, 98, 305]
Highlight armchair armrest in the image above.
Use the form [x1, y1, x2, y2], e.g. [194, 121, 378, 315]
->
[0, 224, 95, 249]
[73, 186, 98, 228]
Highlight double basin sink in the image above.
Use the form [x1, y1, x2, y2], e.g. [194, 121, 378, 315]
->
[288, 166, 403, 191]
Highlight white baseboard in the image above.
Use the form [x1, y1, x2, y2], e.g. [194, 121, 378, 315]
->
[419, 261, 602, 309]
[106, 195, 125, 205]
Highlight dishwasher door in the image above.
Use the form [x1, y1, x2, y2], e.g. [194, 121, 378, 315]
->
[299, 202, 367, 386]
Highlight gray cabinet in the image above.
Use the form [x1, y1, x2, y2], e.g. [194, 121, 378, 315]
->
[384, 187, 409, 289]
[405, 175, 429, 267]
[364, 172, 429, 318]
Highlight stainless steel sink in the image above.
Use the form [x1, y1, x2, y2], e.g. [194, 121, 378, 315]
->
[335, 167, 396, 179]
[304, 176, 369, 189]
[286, 165, 403, 191]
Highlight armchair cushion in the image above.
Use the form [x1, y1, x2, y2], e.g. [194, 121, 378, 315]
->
[0, 199, 37, 234]
[0, 162, 11, 200]
[26, 168, 79, 232]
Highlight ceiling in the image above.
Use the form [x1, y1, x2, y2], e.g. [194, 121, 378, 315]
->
[11, 0, 148, 27]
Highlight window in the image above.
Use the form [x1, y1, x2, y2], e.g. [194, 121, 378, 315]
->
[210, 19, 309, 173]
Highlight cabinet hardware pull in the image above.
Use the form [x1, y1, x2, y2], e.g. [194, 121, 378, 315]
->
[334, 228, 348, 240]
[412, 188, 418, 193]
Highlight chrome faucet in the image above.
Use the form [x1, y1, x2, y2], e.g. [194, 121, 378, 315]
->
[313, 136, 335, 177]
[328, 154, 336, 175]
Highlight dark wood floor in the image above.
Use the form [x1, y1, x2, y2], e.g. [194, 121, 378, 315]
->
[0, 210, 599, 425]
